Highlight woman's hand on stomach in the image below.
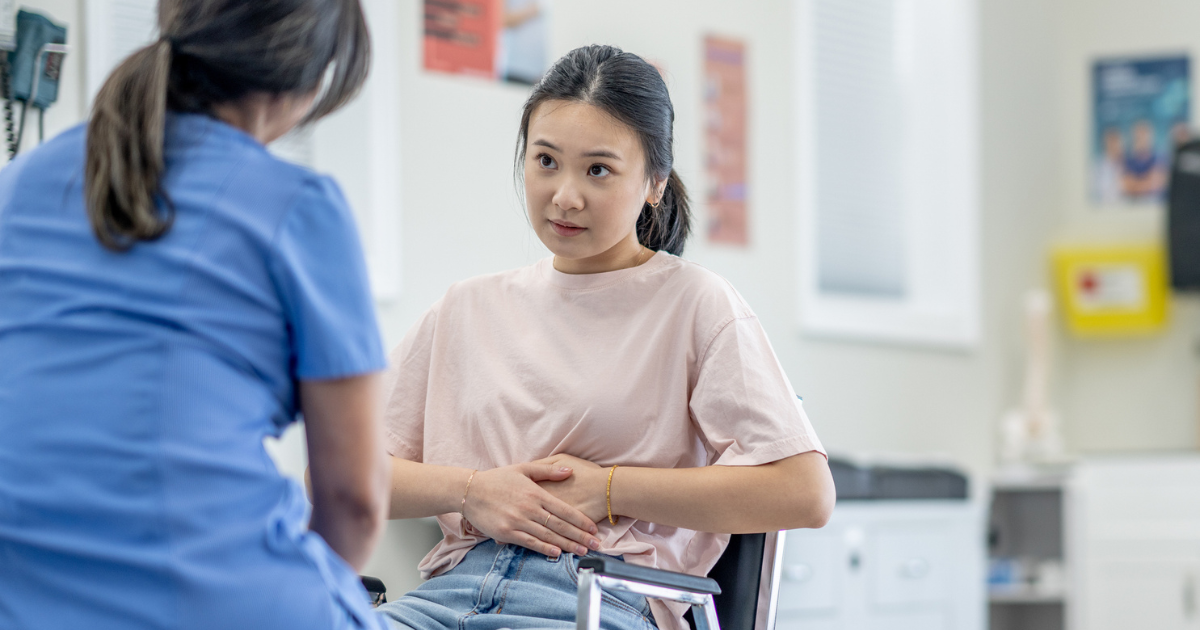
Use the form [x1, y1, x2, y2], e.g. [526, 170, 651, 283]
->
[467, 462, 602, 558]
[534, 454, 610, 524]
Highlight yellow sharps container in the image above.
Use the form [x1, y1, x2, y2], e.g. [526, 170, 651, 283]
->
[1051, 242, 1169, 337]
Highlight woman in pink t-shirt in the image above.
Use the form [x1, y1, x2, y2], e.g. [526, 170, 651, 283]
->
[376, 45, 834, 630]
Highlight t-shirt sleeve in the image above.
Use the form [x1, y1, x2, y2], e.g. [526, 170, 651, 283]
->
[381, 305, 439, 461]
[689, 315, 826, 466]
[269, 175, 386, 380]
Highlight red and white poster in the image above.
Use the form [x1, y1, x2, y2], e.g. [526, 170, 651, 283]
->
[423, 0, 501, 79]
[423, 0, 550, 85]
[703, 36, 748, 246]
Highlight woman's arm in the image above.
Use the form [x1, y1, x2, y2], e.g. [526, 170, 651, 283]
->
[302, 374, 390, 571]
[387, 457, 603, 558]
[539, 451, 835, 534]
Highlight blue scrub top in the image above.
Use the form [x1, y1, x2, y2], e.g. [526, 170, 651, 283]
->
[0, 114, 389, 630]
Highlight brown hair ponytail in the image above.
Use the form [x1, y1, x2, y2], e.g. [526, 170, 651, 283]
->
[84, 0, 371, 252]
[85, 39, 174, 251]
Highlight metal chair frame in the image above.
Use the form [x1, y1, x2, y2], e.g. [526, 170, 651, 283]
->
[575, 531, 787, 630]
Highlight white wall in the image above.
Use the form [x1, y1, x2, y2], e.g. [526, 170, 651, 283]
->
[1052, 0, 1200, 454]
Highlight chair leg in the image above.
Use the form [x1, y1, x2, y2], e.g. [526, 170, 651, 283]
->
[690, 594, 721, 630]
[577, 568, 603, 630]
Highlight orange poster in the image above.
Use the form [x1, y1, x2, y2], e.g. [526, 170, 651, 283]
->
[703, 36, 748, 246]
[424, 0, 501, 79]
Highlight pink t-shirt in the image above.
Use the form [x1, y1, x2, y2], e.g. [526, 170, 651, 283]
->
[382, 252, 825, 630]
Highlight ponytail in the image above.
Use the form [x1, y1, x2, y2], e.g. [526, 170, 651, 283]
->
[82, 0, 372, 252]
[85, 39, 174, 251]
[636, 168, 691, 256]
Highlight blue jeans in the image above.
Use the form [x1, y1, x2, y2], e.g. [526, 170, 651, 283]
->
[378, 540, 657, 630]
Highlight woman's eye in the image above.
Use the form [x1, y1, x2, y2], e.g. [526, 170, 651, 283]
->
[589, 164, 611, 177]
[538, 154, 557, 169]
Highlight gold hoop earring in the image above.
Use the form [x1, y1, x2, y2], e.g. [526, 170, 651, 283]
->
[650, 200, 660, 209]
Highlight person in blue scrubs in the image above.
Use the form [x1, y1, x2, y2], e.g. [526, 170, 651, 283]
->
[0, 1, 393, 628]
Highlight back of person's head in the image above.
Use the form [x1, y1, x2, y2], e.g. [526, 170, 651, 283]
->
[516, 44, 692, 256]
[86, 0, 371, 251]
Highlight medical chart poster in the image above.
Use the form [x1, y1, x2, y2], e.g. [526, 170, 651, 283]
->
[703, 36, 749, 246]
[423, 0, 549, 85]
[1092, 55, 1190, 206]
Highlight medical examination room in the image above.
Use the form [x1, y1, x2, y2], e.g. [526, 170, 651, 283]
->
[1, 0, 1199, 629]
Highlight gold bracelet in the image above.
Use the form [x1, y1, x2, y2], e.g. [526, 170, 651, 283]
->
[606, 465, 619, 526]
[460, 469, 477, 522]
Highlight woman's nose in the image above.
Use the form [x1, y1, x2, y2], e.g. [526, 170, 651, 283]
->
[551, 176, 585, 212]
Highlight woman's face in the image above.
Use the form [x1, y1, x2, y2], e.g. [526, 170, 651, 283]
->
[523, 100, 661, 273]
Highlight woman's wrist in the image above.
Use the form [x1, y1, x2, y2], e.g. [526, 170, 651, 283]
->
[435, 466, 480, 516]
[606, 465, 647, 523]
[605, 465, 619, 525]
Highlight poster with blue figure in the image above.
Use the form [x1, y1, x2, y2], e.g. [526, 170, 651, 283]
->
[1092, 55, 1190, 206]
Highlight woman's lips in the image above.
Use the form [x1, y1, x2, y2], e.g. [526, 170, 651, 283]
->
[550, 220, 586, 237]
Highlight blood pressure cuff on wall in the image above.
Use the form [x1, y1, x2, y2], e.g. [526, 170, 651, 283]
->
[9, 10, 66, 109]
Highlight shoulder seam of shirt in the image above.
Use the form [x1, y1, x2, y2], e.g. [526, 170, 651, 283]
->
[696, 313, 759, 368]
[268, 174, 333, 249]
[675, 257, 747, 299]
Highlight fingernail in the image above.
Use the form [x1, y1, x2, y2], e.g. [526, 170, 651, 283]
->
[558, 467, 572, 473]
[589, 539, 600, 550]
[589, 525, 597, 534]
[549, 549, 560, 559]
[576, 545, 588, 555]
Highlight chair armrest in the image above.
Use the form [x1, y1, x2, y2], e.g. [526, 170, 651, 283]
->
[360, 575, 387, 607]
[577, 557, 722, 595]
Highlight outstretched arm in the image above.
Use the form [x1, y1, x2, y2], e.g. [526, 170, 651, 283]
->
[539, 451, 834, 534]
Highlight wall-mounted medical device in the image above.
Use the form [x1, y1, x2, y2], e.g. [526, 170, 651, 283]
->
[0, 7, 68, 159]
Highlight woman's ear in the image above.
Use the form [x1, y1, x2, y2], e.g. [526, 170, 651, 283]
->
[646, 177, 668, 206]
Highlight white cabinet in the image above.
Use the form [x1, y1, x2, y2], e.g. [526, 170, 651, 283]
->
[1088, 556, 1200, 630]
[1072, 456, 1200, 630]
[775, 501, 985, 630]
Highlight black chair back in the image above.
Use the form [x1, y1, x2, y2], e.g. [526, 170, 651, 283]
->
[685, 533, 767, 630]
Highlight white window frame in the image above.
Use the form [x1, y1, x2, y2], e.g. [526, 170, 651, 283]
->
[794, 0, 981, 349]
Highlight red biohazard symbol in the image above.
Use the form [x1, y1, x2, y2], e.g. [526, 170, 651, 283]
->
[1079, 270, 1098, 294]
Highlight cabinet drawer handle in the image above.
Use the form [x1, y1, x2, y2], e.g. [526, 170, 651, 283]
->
[899, 558, 930, 580]
[784, 563, 814, 583]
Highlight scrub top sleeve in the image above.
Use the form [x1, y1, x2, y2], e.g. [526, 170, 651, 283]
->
[689, 316, 826, 467]
[269, 175, 386, 380]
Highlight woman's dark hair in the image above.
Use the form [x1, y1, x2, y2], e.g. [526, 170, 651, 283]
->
[516, 44, 692, 256]
[85, 0, 371, 251]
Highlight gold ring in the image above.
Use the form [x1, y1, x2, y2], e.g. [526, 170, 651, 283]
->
[543, 513, 552, 529]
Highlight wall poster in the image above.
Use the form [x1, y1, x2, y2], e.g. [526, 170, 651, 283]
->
[1092, 55, 1190, 206]
[423, 0, 548, 85]
[703, 35, 748, 246]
